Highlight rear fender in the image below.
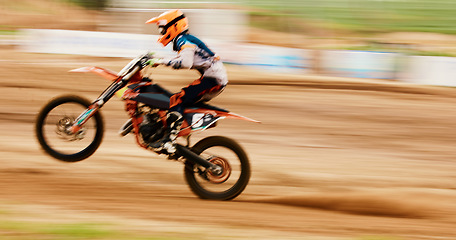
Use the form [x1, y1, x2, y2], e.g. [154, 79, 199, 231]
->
[217, 111, 261, 123]
[185, 109, 260, 123]
[183, 108, 260, 135]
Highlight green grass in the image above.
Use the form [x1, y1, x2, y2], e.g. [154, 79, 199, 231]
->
[65, 0, 108, 10]
[243, 0, 456, 34]
[151, 0, 456, 35]
[39, 223, 117, 239]
[0, 221, 115, 239]
[0, 220, 185, 240]
[0, 29, 19, 35]
[258, 1, 451, 34]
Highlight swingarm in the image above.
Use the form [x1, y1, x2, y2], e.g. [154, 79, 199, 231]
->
[175, 144, 223, 175]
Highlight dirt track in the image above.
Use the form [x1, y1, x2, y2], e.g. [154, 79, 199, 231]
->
[2, 48, 456, 239]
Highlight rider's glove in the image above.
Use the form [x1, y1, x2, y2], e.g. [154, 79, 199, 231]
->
[146, 58, 164, 67]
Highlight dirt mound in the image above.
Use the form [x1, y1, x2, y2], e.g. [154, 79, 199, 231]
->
[248, 192, 437, 219]
[2, 50, 456, 239]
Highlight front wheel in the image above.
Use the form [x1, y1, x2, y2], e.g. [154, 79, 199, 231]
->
[35, 95, 104, 162]
[184, 136, 251, 200]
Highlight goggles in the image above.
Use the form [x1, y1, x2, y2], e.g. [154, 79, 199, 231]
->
[158, 26, 166, 35]
[157, 14, 185, 36]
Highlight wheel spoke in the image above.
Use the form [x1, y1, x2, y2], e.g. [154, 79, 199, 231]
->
[36, 95, 104, 162]
[184, 136, 250, 200]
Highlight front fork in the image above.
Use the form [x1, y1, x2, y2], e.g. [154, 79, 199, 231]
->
[67, 63, 142, 135]
[69, 101, 102, 134]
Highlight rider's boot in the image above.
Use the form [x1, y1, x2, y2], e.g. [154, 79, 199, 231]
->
[149, 111, 183, 153]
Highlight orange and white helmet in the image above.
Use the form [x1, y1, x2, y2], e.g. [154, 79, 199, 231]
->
[146, 9, 189, 46]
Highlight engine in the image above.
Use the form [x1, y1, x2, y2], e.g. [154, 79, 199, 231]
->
[138, 110, 165, 144]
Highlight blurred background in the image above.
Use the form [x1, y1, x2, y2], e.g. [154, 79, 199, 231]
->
[3, 0, 456, 85]
[3, 1, 456, 239]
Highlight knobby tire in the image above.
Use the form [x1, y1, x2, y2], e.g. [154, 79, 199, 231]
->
[35, 95, 104, 162]
[184, 136, 251, 200]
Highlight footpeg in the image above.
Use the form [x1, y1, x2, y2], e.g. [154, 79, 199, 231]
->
[119, 119, 133, 136]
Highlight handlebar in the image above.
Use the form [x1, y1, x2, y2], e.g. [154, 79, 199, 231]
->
[95, 52, 155, 106]
[118, 52, 156, 77]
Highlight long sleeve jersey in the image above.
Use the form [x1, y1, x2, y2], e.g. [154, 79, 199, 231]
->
[162, 33, 228, 86]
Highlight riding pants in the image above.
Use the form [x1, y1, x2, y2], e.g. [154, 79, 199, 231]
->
[169, 76, 225, 114]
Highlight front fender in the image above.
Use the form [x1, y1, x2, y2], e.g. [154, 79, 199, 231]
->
[69, 66, 118, 81]
[69, 66, 128, 98]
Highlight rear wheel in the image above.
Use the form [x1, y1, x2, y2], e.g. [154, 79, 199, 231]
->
[35, 95, 104, 162]
[184, 136, 251, 200]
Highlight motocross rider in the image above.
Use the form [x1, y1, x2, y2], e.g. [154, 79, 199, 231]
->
[145, 9, 228, 153]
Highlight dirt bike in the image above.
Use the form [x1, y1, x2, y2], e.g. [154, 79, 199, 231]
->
[35, 53, 259, 200]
